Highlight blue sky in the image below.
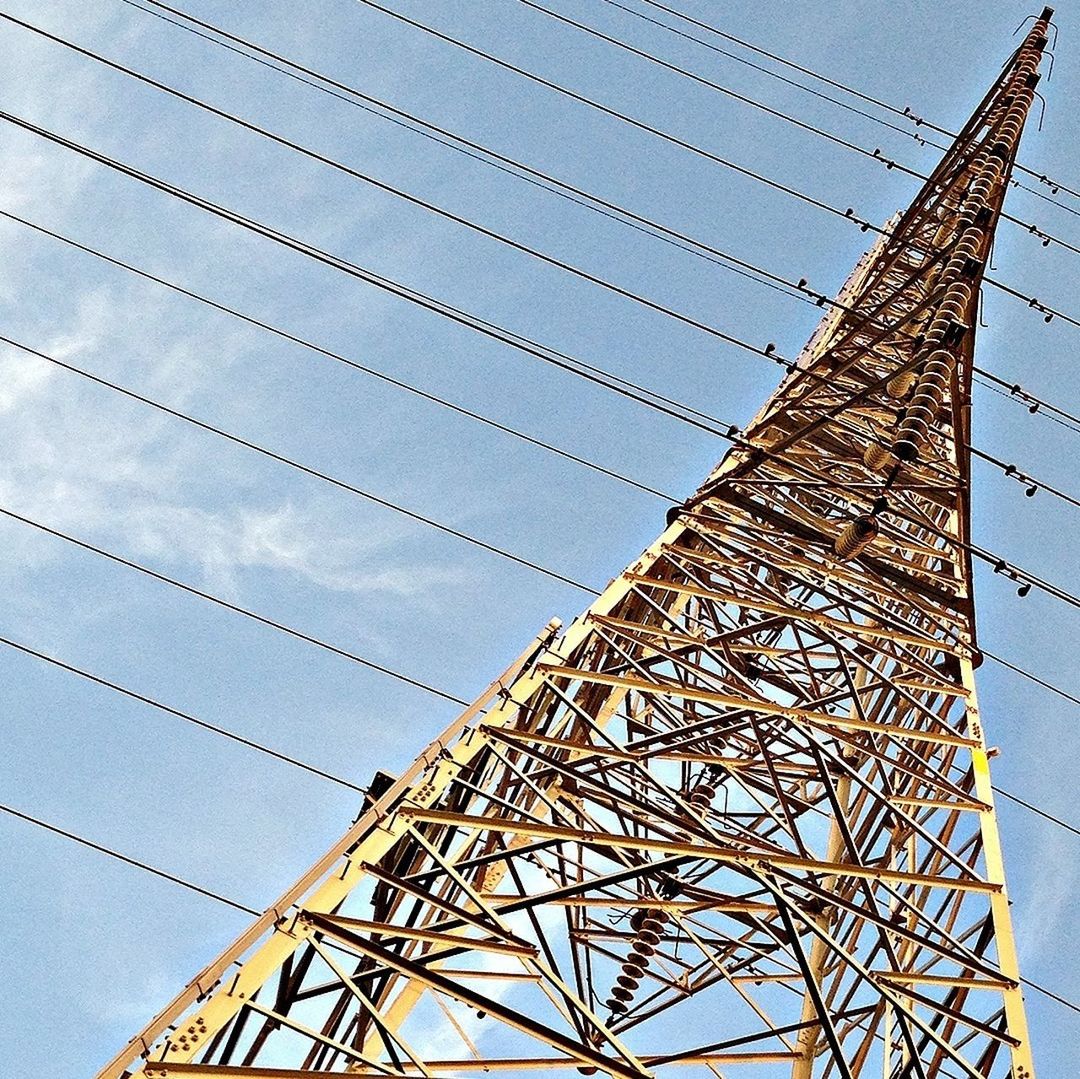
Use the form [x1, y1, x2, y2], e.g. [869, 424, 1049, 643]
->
[0, 1, 1077, 1075]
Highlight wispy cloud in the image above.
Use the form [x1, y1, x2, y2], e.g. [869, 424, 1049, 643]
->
[0, 172, 464, 624]
[1015, 825, 1079, 967]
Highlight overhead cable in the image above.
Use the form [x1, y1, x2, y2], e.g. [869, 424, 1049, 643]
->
[3, 66, 1078, 694]
[0, 12, 827, 360]
[345, 0, 1080, 260]
[993, 788, 1080, 839]
[1, 797, 1077, 1014]
[0, 333, 598, 595]
[601, 0, 1080, 220]
[630, 0, 1080, 205]
[0, 504, 472, 707]
[5, 102, 1079, 512]
[95, 6, 1080, 365]
[981, 647, 1080, 710]
[3, 471, 1080, 716]
[525, 0, 1080, 242]
[0, 628, 1076, 845]
[0, 801, 260, 915]
[0, 109, 743, 440]
[6, 317, 1079, 550]
[0, 210, 675, 502]
[0, 632, 367, 793]
[114, 0, 817, 306]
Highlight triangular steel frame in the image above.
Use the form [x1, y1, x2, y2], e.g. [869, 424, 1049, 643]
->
[101, 11, 1052, 1079]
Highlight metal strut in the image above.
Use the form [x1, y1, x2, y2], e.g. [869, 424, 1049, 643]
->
[99, 12, 1051, 1079]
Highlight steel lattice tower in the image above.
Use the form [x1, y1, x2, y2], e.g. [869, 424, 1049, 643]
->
[102, 12, 1052, 1079]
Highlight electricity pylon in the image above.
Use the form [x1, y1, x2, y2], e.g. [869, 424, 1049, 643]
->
[101, 11, 1051, 1079]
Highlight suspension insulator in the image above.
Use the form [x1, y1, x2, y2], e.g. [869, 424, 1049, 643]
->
[630, 909, 668, 932]
[833, 515, 878, 561]
[605, 907, 670, 1017]
[893, 345, 953, 460]
[863, 441, 894, 472]
[887, 370, 916, 398]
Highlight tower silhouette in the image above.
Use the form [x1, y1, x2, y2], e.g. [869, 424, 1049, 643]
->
[101, 10, 1052, 1078]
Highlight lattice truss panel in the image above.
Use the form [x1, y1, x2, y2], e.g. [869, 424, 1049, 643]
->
[106, 13, 1052, 1079]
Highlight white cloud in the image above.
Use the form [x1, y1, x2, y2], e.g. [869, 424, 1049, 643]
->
[1015, 825, 1079, 967]
[0, 225, 465, 617]
[0, 344, 54, 413]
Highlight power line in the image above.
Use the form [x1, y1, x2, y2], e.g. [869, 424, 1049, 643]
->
[1, 349, 1078, 744]
[970, 445, 1080, 509]
[0, 801, 260, 916]
[600, 0, 937, 147]
[0, 13, 816, 365]
[117, 0, 814, 308]
[10, 264, 1080, 628]
[101, 3, 1080, 397]
[5, 98, 1079, 515]
[603, 0, 1080, 221]
[4, 462, 1080, 746]
[2, 136, 1077, 600]
[8, 216, 1080, 678]
[330, 3, 908, 235]
[629, 0, 1080, 206]
[975, 367, 1080, 435]
[0, 632, 367, 793]
[1, 795, 1077, 1015]
[3, 44, 1079, 707]
[1022, 975, 1080, 1017]
[518, 0, 919, 180]
[0, 504, 472, 707]
[347, 0, 1080, 262]
[2, 623, 1077, 844]
[2, 0, 1076, 1037]
[0, 210, 675, 502]
[981, 647, 1080, 709]
[12, 302, 1078, 541]
[534, 0, 1080, 256]
[527, 0, 1080, 262]
[994, 787, 1080, 839]
[0, 109, 745, 439]
[0, 334, 598, 595]
[3, 108, 1077, 617]
[8, 300, 1080, 610]
[976, 546, 1080, 612]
